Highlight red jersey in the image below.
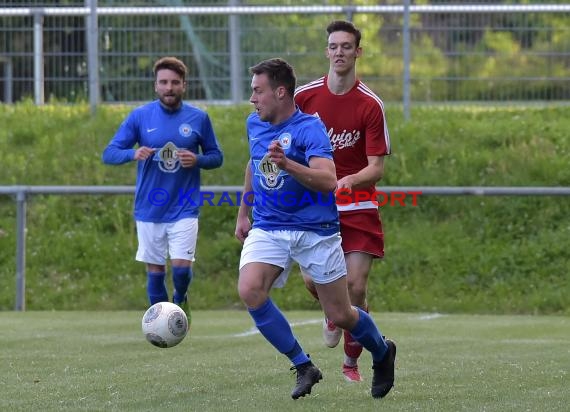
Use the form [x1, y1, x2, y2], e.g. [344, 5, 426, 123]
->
[295, 76, 391, 211]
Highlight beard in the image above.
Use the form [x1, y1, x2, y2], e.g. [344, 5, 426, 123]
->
[158, 93, 182, 110]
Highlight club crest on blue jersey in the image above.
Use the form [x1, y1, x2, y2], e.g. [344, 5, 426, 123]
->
[278, 132, 292, 150]
[254, 153, 285, 190]
[179, 123, 192, 137]
[156, 141, 181, 173]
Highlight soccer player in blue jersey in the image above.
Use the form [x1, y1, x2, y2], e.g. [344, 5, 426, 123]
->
[102, 56, 223, 321]
[235, 58, 396, 399]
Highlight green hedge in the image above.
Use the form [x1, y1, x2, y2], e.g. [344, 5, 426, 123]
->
[0, 102, 569, 314]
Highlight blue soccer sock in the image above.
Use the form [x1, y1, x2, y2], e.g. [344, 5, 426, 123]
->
[248, 299, 310, 366]
[348, 307, 388, 363]
[147, 271, 168, 305]
[172, 266, 193, 304]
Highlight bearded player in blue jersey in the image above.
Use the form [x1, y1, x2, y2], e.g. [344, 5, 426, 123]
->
[234, 58, 396, 400]
[102, 56, 223, 322]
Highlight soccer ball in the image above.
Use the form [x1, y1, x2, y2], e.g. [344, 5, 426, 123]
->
[142, 302, 188, 348]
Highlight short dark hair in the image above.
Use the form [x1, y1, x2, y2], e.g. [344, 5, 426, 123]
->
[249, 58, 296, 97]
[326, 20, 362, 48]
[153, 57, 188, 81]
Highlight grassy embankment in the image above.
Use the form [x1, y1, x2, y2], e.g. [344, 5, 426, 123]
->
[0, 102, 569, 313]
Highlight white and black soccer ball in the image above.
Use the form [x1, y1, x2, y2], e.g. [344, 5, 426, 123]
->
[142, 302, 188, 348]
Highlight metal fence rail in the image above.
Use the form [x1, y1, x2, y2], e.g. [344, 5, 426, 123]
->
[1, 185, 570, 311]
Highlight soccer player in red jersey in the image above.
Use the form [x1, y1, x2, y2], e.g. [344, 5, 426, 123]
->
[295, 20, 393, 383]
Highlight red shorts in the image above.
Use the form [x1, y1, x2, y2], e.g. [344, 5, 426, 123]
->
[339, 209, 384, 258]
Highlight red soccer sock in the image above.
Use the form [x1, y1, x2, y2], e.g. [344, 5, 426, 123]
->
[344, 329, 363, 361]
[344, 305, 368, 361]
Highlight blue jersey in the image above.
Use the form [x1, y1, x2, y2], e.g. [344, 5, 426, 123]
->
[102, 100, 223, 222]
[247, 109, 339, 235]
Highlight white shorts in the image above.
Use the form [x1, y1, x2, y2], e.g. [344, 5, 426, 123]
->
[239, 228, 347, 288]
[135, 218, 198, 265]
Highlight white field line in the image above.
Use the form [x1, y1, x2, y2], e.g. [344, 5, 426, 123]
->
[417, 313, 445, 320]
[229, 313, 445, 338]
[232, 318, 322, 337]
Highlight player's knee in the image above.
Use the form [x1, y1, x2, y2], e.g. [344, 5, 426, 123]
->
[237, 282, 250, 302]
[347, 280, 367, 304]
[237, 281, 264, 308]
[326, 310, 354, 330]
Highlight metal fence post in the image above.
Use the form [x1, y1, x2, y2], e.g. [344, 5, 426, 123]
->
[33, 11, 44, 105]
[15, 189, 27, 311]
[86, 0, 100, 115]
[229, 0, 243, 103]
[403, 0, 411, 121]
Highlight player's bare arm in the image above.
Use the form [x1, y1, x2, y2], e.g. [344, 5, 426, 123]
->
[268, 140, 337, 193]
[235, 160, 253, 243]
[337, 155, 384, 190]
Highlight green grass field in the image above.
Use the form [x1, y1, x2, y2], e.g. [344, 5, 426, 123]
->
[1, 310, 568, 411]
